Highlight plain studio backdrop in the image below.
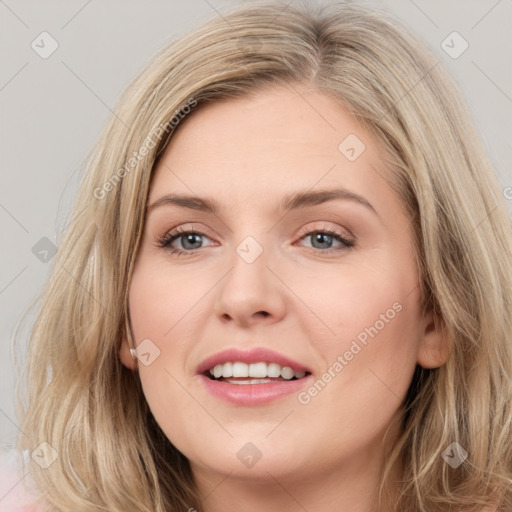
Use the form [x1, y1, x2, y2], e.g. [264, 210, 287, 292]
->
[0, 0, 511, 448]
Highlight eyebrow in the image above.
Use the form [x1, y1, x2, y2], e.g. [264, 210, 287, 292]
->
[146, 187, 378, 217]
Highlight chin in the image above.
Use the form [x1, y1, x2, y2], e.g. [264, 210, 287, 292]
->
[183, 433, 315, 480]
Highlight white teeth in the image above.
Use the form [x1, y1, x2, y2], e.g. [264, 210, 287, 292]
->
[208, 361, 307, 380]
[223, 362, 233, 377]
[267, 363, 281, 378]
[249, 362, 267, 378]
[281, 366, 294, 380]
[232, 362, 249, 377]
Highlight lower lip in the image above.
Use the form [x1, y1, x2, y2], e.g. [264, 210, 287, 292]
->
[198, 374, 313, 406]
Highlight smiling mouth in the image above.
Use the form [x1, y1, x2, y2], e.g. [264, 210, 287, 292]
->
[199, 361, 313, 405]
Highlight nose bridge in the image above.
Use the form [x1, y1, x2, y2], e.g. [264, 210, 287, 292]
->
[225, 209, 274, 267]
[213, 227, 286, 324]
[235, 233, 267, 265]
[227, 230, 271, 294]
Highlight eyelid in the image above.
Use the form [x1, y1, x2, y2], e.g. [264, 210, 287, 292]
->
[156, 223, 216, 247]
[295, 222, 354, 243]
[157, 221, 356, 255]
[159, 221, 353, 240]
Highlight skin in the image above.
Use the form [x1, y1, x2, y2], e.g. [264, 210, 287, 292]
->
[120, 84, 449, 512]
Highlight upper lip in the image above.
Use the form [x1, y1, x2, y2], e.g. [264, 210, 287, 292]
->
[196, 347, 311, 375]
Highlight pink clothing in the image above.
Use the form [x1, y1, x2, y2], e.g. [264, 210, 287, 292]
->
[0, 448, 42, 512]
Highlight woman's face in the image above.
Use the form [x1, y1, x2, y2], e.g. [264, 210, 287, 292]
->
[120, 84, 446, 491]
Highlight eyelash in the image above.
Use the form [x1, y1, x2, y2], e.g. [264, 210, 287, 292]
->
[157, 225, 355, 257]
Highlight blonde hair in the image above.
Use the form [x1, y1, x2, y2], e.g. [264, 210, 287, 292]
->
[14, 1, 512, 510]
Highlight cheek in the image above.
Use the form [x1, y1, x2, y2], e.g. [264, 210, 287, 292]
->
[291, 254, 422, 402]
[128, 257, 206, 341]
[127, 257, 213, 418]
[293, 258, 418, 350]
[289, 286, 420, 460]
[127, 262, 202, 445]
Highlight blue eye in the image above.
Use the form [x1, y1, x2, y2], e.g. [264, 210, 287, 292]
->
[300, 228, 355, 252]
[157, 225, 355, 257]
[157, 226, 213, 256]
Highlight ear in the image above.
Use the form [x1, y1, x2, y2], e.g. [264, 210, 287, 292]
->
[417, 308, 451, 369]
[119, 335, 138, 371]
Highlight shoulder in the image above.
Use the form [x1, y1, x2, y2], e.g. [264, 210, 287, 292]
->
[0, 447, 45, 512]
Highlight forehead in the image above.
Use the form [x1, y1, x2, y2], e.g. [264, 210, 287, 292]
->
[157, 86, 371, 164]
[148, 85, 396, 217]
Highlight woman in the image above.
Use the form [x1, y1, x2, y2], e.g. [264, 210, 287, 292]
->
[11, 1, 512, 510]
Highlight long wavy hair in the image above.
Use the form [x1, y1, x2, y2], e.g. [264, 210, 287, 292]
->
[13, 1, 512, 510]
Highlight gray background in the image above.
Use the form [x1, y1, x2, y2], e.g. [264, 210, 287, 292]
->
[1, 0, 511, 448]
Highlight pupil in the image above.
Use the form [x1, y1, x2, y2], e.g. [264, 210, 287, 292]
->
[183, 234, 201, 249]
[313, 233, 332, 249]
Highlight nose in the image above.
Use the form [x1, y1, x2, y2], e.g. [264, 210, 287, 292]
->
[213, 236, 287, 328]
